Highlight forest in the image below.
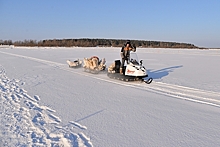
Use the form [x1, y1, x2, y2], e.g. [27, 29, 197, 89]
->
[1, 38, 198, 48]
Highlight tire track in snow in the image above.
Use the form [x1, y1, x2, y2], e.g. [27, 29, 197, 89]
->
[1, 50, 220, 108]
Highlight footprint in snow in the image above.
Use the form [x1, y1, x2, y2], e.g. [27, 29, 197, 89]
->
[0, 66, 93, 147]
[69, 121, 87, 130]
[11, 94, 20, 103]
[34, 95, 40, 101]
[48, 113, 62, 123]
[79, 132, 93, 147]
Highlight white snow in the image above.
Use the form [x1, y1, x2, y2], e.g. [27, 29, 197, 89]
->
[0, 47, 220, 147]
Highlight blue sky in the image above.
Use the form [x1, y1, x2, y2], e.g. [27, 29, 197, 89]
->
[1, 0, 220, 48]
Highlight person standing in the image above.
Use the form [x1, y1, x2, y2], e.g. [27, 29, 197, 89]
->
[120, 40, 136, 74]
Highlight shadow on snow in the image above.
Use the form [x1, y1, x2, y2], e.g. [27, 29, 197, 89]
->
[75, 109, 106, 122]
[148, 65, 183, 79]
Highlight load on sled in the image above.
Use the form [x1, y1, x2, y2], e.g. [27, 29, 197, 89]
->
[66, 59, 83, 68]
[83, 56, 106, 73]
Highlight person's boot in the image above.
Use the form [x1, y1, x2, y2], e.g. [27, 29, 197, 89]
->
[120, 68, 123, 74]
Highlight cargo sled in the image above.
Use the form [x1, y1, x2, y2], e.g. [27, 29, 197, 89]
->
[83, 56, 106, 74]
[67, 59, 83, 68]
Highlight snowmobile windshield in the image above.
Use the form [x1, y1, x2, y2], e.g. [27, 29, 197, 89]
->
[130, 52, 139, 65]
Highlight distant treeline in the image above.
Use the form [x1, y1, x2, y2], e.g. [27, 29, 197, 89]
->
[1, 39, 198, 48]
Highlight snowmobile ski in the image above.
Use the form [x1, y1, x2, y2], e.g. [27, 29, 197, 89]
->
[142, 77, 153, 84]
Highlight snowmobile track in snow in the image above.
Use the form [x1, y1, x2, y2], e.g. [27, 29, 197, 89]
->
[140, 82, 220, 108]
[1, 50, 220, 108]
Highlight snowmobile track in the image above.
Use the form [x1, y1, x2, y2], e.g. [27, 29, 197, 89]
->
[1, 50, 220, 108]
[142, 82, 220, 108]
[107, 73, 144, 82]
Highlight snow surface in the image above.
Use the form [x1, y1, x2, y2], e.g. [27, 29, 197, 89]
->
[0, 47, 220, 147]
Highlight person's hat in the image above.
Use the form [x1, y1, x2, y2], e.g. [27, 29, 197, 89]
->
[126, 40, 131, 45]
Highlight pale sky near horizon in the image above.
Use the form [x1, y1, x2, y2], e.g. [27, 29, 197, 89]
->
[1, 0, 220, 48]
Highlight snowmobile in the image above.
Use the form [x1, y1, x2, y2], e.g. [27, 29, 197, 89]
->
[83, 56, 106, 74]
[67, 59, 83, 68]
[107, 53, 153, 84]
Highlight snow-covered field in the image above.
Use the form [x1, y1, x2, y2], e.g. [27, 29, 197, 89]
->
[0, 47, 220, 147]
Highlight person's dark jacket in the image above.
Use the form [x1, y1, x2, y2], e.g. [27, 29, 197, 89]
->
[120, 44, 136, 59]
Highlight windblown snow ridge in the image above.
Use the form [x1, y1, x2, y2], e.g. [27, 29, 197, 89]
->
[0, 66, 93, 147]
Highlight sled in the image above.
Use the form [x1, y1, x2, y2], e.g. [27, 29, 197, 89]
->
[66, 59, 82, 68]
[83, 56, 106, 74]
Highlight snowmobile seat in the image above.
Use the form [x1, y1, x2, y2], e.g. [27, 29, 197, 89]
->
[115, 60, 121, 73]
